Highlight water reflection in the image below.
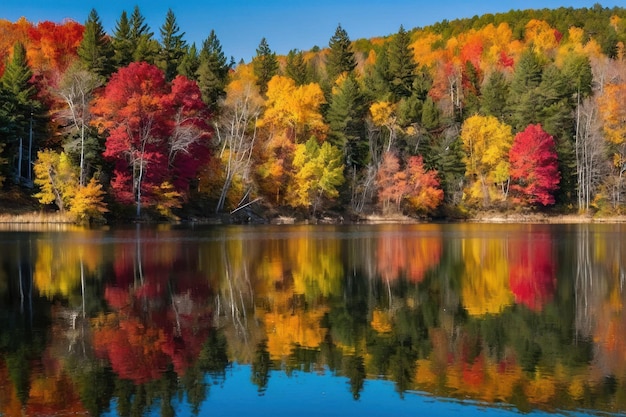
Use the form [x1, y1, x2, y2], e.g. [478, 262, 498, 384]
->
[0, 223, 625, 416]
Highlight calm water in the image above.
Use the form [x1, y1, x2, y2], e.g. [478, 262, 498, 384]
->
[0, 223, 624, 417]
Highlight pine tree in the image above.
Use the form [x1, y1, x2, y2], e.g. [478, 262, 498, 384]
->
[0, 42, 41, 181]
[480, 70, 509, 119]
[196, 30, 231, 111]
[387, 25, 416, 99]
[112, 10, 133, 68]
[78, 9, 114, 77]
[506, 49, 543, 131]
[326, 24, 356, 83]
[326, 74, 368, 168]
[253, 38, 278, 96]
[364, 44, 391, 100]
[178, 43, 200, 79]
[157, 9, 187, 81]
[129, 6, 157, 63]
[285, 49, 308, 86]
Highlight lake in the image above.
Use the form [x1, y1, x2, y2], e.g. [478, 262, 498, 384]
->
[0, 223, 624, 416]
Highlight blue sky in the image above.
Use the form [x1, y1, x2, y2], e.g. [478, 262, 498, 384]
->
[1, 1, 621, 62]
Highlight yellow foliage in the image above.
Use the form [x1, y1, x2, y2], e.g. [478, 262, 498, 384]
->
[263, 307, 328, 359]
[369, 101, 396, 127]
[525, 19, 559, 56]
[151, 181, 182, 219]
[259, 75, 327, 143]
[68, 177, 108, 223]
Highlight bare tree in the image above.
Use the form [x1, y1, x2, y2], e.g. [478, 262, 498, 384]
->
[56, 63, 103, 186]
[214, 79, 263, 213]
[575, 96, 609, 212]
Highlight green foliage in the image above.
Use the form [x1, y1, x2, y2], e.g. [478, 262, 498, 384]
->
[285, 49, 309, 86]
[253, 38, 279, 96]
[326, 24, 357, 83]
[78, 9, 114, 77]
[288, 137, 345, 213]
[196, 30, 231, 111]
[325, 74, 368, 168]
[387, 25, 417, 99]
[157, 9, 187, 81]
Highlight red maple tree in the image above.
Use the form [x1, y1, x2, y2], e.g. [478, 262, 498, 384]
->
[509, 124, 560, 206]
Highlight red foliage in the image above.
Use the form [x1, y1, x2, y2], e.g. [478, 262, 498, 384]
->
[509, 124, 560, 206]
[498, 50, 515, 68]
[92, 63, 211, 208]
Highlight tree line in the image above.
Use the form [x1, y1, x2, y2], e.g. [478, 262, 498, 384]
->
[0, 5, 625, 222]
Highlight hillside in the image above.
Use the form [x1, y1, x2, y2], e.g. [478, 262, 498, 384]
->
[0, 5, 625, 223]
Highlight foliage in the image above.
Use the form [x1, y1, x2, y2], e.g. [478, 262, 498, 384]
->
[509, 124, 560, 206]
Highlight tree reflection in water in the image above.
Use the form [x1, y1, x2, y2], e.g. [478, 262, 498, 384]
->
[0, 223, 624, 416]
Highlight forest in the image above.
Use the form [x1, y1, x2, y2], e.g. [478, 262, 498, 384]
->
[1, 4, 626, 223]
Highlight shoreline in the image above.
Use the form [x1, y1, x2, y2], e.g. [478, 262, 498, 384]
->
[1, 209, 626, 226]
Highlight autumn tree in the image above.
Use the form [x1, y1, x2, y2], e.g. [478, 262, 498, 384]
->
[288, 137, 345, 214]
[55, 62, 103, 186]
[461, 115, 514, 206]
[92, 62, 211, 217]
[253, 38, 279, 96]
[404, 155, 444, 214]
[509, 124, 560, 206]
[598, 78, 626, 209]
[77, 9, 114, 77]
[213, 66, 263, 213]
[376, 151, 406, 212]
[326, 24, 357, 83]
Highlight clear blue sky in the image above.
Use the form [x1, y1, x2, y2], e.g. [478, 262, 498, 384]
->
[0, 1, 621, 63]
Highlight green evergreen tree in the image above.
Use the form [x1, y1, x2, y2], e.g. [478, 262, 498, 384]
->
[111, 10, 133, 68]
[129, 6, 157, 63]
[0, 42, 41, 182]
[364, 43, 391, 100]
[157, 9, 187, 81]
[506, 49, 543, 131]
[462, 60, 481, 118]
[253, 38, 279, 96]
[326, 24, 357, 83]
[387, 25, 417, 99]
[196, 30, 231, 111]
[178, 43, 200, 79]
[285, 49, 309, 86]
[480, 70, 509, 119]
[77, 9, 114, 77]
[326, 73, 368, 169]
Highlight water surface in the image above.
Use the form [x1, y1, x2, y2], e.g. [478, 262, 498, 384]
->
[0, 223, 624, 416]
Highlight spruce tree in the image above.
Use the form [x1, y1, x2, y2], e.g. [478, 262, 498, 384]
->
[387, 25, 416, 99]
[78, 9, 114, 77]
[285, 49, 308, 86]
[196, 30, 231, 111]
[326, 24, 356, 83]
[129, 6, 157, 63]
[480, 70, 509, 119]
[157, 9, 187, 81]
[0, 42, 42, 182]
[112, 10, 133, 68]
[326, 74, 368, 168]
[178, 43, 200, 79]
[253, 38, 278, 96]
[506, 49, 543, 131]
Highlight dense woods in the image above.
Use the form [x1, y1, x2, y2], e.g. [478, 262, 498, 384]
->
[1, 5, 626, 222]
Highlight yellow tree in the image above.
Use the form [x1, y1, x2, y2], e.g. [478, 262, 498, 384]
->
[33, 150, 76, 212]
[259, 75, 327, 144]
[288, 137, 344, 214]
[461, 115, 514, 206]
[597, 78, 626, 208]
